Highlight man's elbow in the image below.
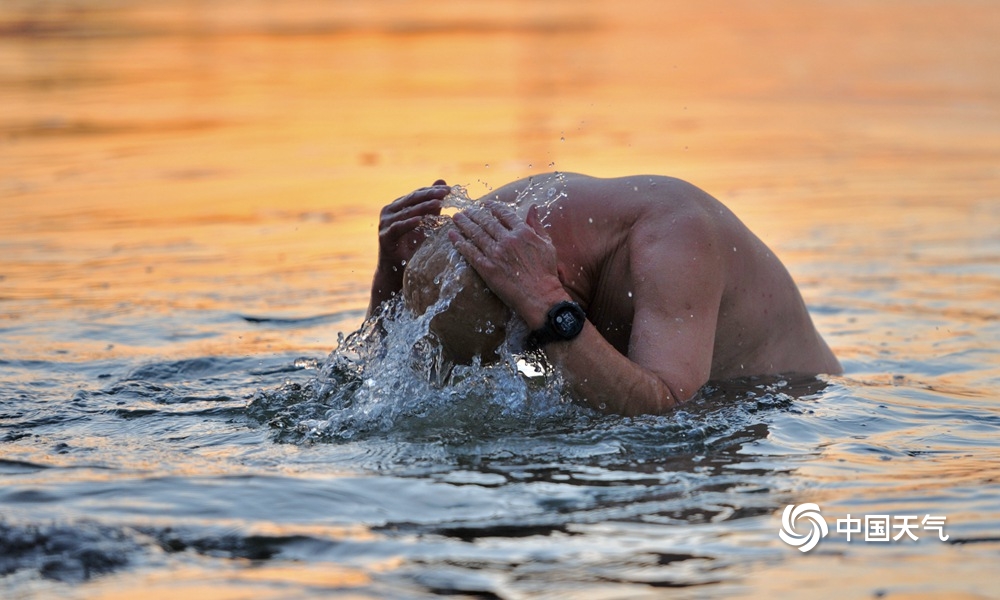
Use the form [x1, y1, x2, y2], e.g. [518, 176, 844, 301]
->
[618, 376, 691, 417]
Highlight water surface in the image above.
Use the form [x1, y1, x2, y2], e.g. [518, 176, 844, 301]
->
[2, 1, 999, 598]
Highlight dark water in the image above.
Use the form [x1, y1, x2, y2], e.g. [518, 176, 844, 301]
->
[0, 349, 848, 596]
[3, 0, 1000, 597]
[3, 270, 999, 597]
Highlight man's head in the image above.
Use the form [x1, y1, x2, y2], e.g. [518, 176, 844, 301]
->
[402, 223, 510, 364]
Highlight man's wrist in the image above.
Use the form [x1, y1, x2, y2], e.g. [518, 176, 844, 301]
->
[376, 255, 406, 273]
[521, 289, 573, 331]
[374, 261, 405, 284]
[370, 263, 405, 304]
[526, 300, 587, 350]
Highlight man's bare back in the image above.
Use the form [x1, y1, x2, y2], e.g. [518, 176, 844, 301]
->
[368, 173, 841, 416]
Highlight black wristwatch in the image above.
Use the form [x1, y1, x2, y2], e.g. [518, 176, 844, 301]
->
[526, 301, 586, 350]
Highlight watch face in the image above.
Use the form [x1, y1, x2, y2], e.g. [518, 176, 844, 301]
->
[553, 306, 583, 337]
[554, 311, 578, 334]
[529, 301, 585, 349]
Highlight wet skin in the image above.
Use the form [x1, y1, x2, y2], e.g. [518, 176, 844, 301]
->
[369, 173, 841, 416]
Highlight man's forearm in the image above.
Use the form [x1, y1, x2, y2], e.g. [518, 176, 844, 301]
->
[544, 323, 682, 416]
[444, 198, 688, 415]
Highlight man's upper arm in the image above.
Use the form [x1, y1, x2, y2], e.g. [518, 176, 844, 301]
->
[627, 215, 725, 401]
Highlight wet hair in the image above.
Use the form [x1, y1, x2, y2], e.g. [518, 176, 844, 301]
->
[402, 223, 510, 364]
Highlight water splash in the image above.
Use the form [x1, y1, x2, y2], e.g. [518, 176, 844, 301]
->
[510, 172, 568, 224]
[248, 264, 574, 445]
[441, 184, 478, 211]
[439, 176, 570, 225]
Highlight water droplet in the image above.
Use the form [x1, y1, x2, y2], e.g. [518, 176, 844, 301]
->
[588, 217, 593, 224]
[485, 163, 490, 168]
[560, 137, 565, 142]
[598, 402, 607, 411]
[400, 259, 407, 266]
[627, 291, 633, 298]
[733, 246, 737, 252]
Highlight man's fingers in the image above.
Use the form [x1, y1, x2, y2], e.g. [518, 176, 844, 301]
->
[451, 212, 481, 242]
[485, 201, 522, 231]
[382, 199, 442, 227]
[448, 228, 476, 258]
[387, 185, 451, 213]
[381, 215, 425, 241]
[525, 204, 550, 239]
[461, 207, 512, 241]
[458, 199, 529, 243]
[452, 211, 502, 250]
[448, 230, 491, 273]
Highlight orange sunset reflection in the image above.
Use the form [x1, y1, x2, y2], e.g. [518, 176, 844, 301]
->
[2, 1, 997, 368]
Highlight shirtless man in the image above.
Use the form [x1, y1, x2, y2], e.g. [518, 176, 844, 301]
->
[368, 173, 841, 416]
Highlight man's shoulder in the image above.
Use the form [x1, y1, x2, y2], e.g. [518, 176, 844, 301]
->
[486, 171, 732, 237]
[566, 174, 718, 214]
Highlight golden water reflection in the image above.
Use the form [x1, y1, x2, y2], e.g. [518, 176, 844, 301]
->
[3, 0, 997, 361]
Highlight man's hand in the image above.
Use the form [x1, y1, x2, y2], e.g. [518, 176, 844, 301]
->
[448, 201, 569, 330]
[377, 180, 450, 271]
[368, 180, 449, 316]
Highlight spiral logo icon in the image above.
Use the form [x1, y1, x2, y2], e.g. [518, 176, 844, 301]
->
[779, 503, 828, 552]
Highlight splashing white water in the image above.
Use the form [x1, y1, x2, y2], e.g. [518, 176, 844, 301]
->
[312, 303, 574, 440]
[251, 217, 576, 443]
[248, 176, 589, 442]
[439, 175, 569, 225]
